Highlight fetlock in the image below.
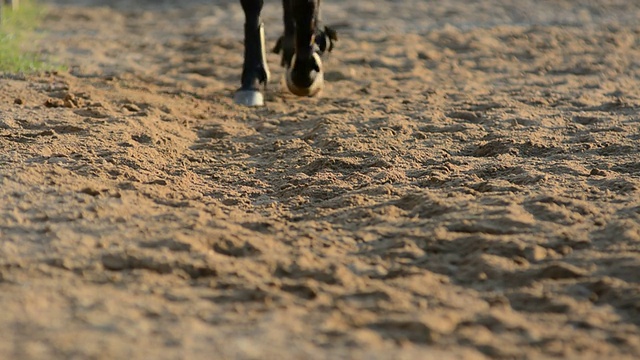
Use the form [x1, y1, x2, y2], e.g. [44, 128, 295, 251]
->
[273, 26, 337, 69]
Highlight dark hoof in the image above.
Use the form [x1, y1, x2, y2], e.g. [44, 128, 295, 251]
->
[234, 90, 264, 106]
[286, 53, 324, 97]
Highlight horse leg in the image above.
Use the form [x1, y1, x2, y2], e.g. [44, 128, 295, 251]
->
[285, 0, 324, 97]
[274, 0, 296, 68]
[277, 0, 337, 97]
[234, 0, 270, 106]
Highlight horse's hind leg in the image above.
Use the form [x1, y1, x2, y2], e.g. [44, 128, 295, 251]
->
[234, 0, 270, 106]
[273, 0, 295, 68]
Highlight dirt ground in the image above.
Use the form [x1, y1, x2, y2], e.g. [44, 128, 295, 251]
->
[1, 0, 640, 358]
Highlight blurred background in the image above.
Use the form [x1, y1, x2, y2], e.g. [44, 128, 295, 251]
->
[37, 0, 640, 34]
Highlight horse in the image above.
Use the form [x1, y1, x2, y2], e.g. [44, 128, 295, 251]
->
[234, 0, 337, 106]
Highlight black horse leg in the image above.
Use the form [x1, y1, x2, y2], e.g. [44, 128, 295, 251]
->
[275, 0, 336, 67]
[234, 0, 270, 106]
[277, 0, 336, 97]
[285, 0, 323, 96]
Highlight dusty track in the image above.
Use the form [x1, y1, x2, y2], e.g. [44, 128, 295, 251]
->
[1, 0, 640, 358]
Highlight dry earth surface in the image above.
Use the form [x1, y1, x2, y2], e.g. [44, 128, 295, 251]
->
[1, 0, 640, 359]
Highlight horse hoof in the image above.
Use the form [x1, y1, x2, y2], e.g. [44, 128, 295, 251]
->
[234, 90, 264, 106]
[286, 53, 324, 97]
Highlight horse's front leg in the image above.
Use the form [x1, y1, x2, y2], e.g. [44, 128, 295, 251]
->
[285, 0, 323, 96]
[278, 0, 337, 97]
[234, 0, 271, 106]
[275, 0, 336, 68]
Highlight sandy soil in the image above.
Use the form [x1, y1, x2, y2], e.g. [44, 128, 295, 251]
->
[1, 0, 640, 358]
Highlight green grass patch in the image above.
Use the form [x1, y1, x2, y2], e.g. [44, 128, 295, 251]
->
[0, 0, 60, 73]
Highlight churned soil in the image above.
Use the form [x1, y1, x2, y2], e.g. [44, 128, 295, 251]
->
[2, 0, 640, 358]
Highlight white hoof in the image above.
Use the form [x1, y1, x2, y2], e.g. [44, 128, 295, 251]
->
[234, 90, 264, 107]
